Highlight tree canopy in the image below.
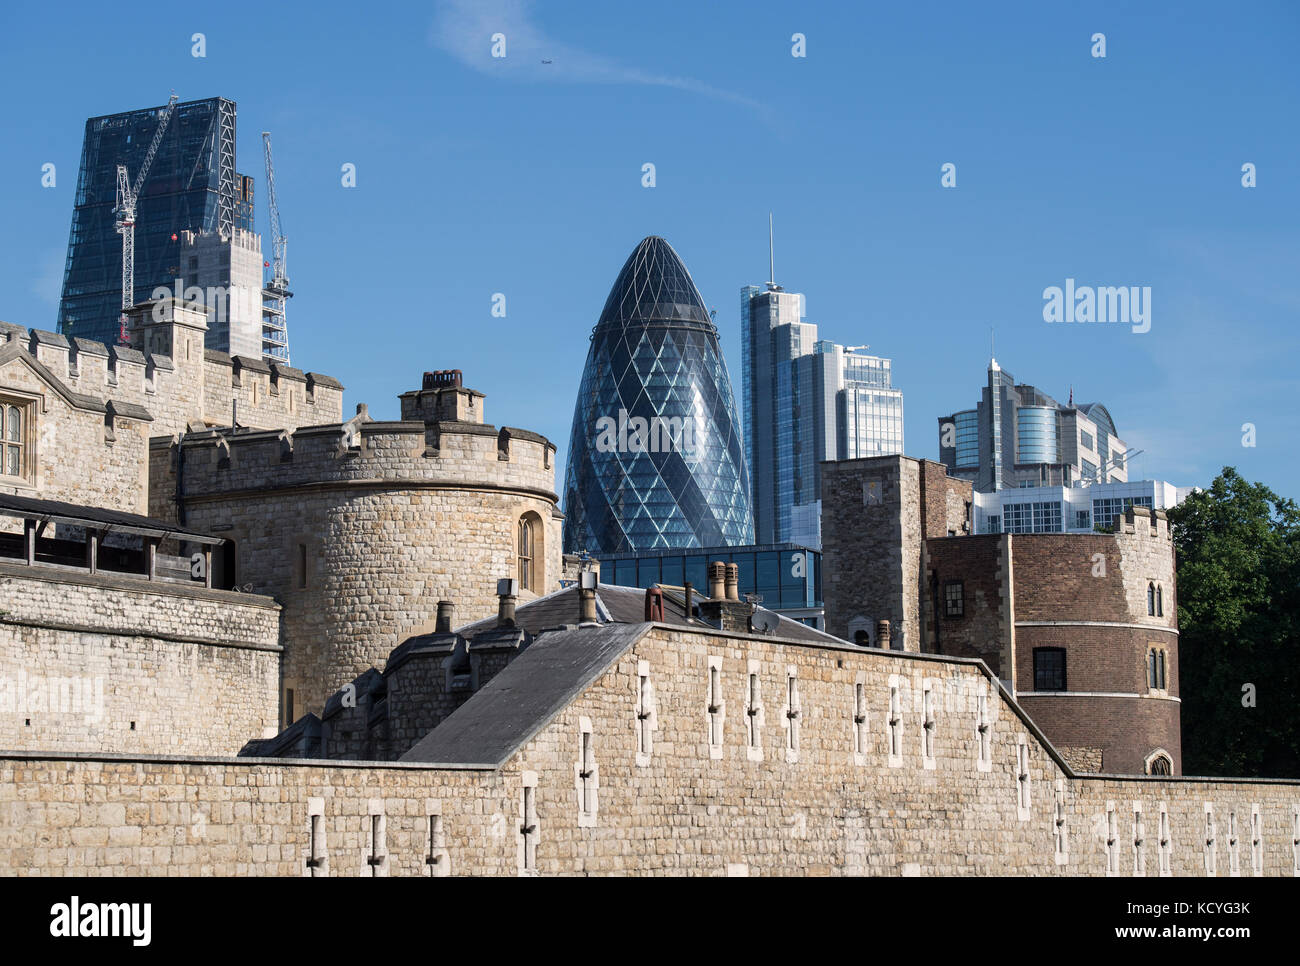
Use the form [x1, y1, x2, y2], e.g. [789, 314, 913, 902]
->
[1168, 468, 1300, 777]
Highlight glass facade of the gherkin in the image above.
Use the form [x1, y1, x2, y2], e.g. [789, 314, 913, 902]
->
[563, 236, 754, 554]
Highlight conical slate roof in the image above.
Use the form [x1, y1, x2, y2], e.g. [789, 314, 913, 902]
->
[563, 236, 755, 554]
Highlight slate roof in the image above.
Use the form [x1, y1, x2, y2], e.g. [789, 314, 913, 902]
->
[401, 622, 648, 765]
[456, 581, 844, 647]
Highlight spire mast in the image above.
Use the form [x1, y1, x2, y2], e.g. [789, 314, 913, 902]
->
[768, 212, 775, 286]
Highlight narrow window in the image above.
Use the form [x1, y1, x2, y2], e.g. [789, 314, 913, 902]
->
[1054, 787, 1068, 866]
[1, 400, 29, 480]
[853, 682, 868, 759]
[887, 683, 903, 763]
[784, 671, 800, 760]
[298, 543, 308, 589]
[921, 684, 935, 765]
[306, 798, 327, 877]
[576, 721, 598, 826]
[1293, 806, 1300, 876]
[976, 692, 992, 769]
[426, 812, 448, 877]
[1158, 806, 1171, 876]
[1147, 582, 1156, 616]
[746, 670, 762, 753]
[517, 517, 534, 592]
[636, 664, 655, 763]
[1147, 648, 1167, 694]
[706, 658, 724, 757]
[1250, 806, 1263, 876]
[1016, 740, 1032, 819]
[367, 808, 387, 877]
[1156, 585, 1164, 617]
[1133, 805, 1146, 876]
[1106, 805, 1120, 875]
[1228, 810, 1239, 877]
[519, 780, 538, 874]
[1204, 806, 1217, 876]
[308, 814, 323, 876]
[284, 688, 295, 728]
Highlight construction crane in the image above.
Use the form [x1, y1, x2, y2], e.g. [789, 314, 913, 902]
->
[114, 92, 179, 344]
[260, 131, 292, 363]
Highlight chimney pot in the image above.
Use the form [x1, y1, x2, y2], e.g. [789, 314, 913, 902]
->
[435, 600, 455, 634]
[578, 583, 598, 624]
[496, 578, 518, 627]
[708, 561, 726, 600]
[876, 619, 891, 650]
[724, 563, 740, 601]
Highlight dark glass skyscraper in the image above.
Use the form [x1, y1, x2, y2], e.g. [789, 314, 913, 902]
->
[563, 236, 754, 554]
[59, 97, 238, 345]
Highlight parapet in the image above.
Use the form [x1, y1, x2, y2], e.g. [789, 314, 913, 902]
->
[169, 383, 558, 499]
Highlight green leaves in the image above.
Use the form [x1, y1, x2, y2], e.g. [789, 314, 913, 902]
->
[1168, 468, 1300, 777]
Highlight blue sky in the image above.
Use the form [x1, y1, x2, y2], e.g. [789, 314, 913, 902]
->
[2, 0, 1297, 498]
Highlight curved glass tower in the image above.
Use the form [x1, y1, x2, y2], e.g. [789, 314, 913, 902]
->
[563, 236, 754, 554]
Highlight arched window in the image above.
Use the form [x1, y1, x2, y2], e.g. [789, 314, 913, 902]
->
[1156, 585, 1163, 617]
[518, 515, 536, 592]
[1147, 582, 1156, 616]
[1147, 753, 1172, 776]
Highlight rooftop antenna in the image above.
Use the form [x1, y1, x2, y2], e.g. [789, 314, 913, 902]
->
[768, 212, 775, 286]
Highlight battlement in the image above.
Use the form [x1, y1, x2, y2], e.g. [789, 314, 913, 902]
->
[162, 395, 557, 499]
[2, 300, 344, 439]
[1117, 503, 1172, 541]
[155, 372, 555, 502]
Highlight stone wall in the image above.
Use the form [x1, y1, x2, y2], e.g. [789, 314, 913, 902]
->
[2, 623, 1295, 876]
[4, 302, 342, 440]
[0, 341, 150, 513]
[823, 456, 969, 650]
[0, 563, 280, 757]
[150, 396, 561, 717]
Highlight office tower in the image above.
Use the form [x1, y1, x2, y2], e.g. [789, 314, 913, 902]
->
[58, 96, 282, 361]
[937, 358, 1131, 493]
[563, 236, 754, 554]
[741, 259, 903, 549]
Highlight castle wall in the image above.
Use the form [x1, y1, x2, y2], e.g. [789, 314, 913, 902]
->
[1, 624, 1294, 876]
[0, 347, 149, 513]
[0, 563, 280, 757]
[155, 416, 561, 716]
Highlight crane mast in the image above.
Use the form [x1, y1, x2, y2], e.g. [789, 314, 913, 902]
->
[260, 131, 291, 363]
[114, 93, 178, 343]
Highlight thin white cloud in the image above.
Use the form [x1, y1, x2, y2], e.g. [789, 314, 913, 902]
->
[431, 0, 768, 116]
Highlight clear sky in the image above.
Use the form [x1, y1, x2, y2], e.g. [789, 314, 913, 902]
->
[2, 0, 1297, 498]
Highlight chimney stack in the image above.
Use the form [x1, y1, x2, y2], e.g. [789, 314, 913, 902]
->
[578, 570, 599, 624]
[876, 619, 891, 650]
[724, 563, 740, 601]
[708, 561, 726, 600]
[496, 578, 518, 627]
[435, 600, 455, 634]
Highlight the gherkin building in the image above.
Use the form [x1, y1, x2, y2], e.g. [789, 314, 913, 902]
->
[563, 236, 754, 554]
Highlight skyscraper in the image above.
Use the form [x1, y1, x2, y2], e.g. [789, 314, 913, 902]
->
[741, 272, 903, 549]
[937, 358, 1130, 492]
[563, 236, 754, 554]
[58, 96, 279, 360]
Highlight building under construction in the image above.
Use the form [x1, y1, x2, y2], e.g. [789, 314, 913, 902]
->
[57, 96, 292, 362]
